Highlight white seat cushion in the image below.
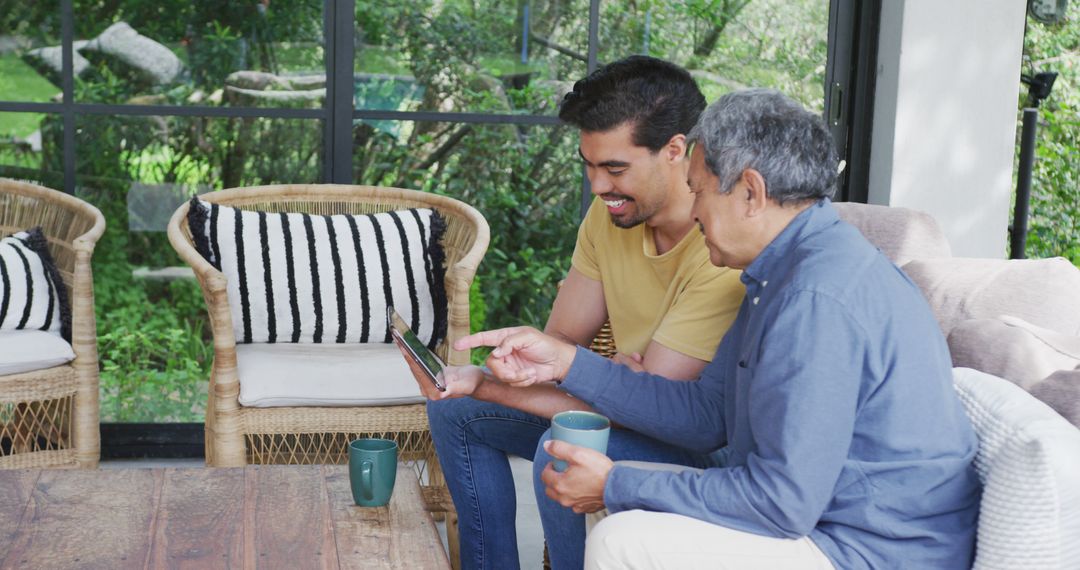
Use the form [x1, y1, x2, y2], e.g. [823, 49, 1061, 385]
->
[235, 343, 426, 407]
[0, 330, 75, 375]
[953, 368, 1080, 570]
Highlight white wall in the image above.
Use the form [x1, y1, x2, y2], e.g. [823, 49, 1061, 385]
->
[868, 0, 1027, 258]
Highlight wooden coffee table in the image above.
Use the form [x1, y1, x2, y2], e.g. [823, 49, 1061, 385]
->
[0, 464, 450, 569]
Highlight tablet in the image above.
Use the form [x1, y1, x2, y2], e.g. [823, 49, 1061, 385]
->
[387, 306, 446, 391]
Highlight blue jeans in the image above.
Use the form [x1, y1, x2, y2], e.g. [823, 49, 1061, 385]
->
[427, 397, 550, 570]
[428, 397, 710, 570]
[532, 427, 711, 570]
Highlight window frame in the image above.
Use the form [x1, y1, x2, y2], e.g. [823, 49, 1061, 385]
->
[0, 0, 876, 458]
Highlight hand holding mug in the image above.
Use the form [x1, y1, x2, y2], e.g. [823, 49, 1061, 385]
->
[540, 439, 614, 514]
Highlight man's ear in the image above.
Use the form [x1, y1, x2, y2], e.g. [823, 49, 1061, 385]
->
[664, 134, 688, 162]
[742, 169, 768, 217]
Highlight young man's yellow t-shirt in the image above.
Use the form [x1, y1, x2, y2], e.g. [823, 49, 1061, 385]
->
[571, 198, 744, 361]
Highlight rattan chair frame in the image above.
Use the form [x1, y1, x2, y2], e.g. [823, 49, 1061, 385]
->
[0, 178, 105, 469]
[168, 184, 488, 567]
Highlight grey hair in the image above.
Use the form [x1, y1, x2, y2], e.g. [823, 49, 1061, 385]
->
[687, 89, 838, 204]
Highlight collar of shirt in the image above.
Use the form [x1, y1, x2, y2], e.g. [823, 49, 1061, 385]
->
[740, 198, 840, 295]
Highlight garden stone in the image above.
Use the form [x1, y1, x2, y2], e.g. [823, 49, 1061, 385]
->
[285, 74, 327, 90]
[225, 70, 292, 91]
[0, 35, 32, 55]
[224, 70, 325, 107]
[81, 22, 183, 86]
[225, 86, 326, 106]
[21, 40, 90, 87]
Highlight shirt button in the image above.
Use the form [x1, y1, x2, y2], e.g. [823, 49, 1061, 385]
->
[753, 297, 760, 305]
[762, 280, 768, 287]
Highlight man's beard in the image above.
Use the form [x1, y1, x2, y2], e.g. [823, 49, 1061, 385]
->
[610, 206, 648, 229]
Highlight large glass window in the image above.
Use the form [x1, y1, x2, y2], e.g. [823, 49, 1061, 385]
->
[599, 0, 828, 111]
[0, 2, 62, 103]
[1, 1, 853, 445]
[355, 1, 588, 115]
[1, 112, 58, 176]
[72, 1, 324, 107]
[74, 115, 322, 421]
[352, 119, 579, 329]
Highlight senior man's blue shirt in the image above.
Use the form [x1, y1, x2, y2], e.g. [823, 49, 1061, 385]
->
[560, 199, 981, 569]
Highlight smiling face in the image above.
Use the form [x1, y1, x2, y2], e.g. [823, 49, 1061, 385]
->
[578, 123, 672, 229]
[688, 147, 750, 269]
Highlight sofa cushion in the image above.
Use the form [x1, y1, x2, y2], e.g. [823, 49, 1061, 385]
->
[952, 367, 1080, 569]
[948, 316, 1080, 389]
[0, 330, 75, 375]
[1030, 368, 1080, 428]
[235, 343, 426, 407]
[902, 257, 1080, 338]
[187, 197, 447, 348]
[1, 227, 71, 341]
[833, 202, 951, 266]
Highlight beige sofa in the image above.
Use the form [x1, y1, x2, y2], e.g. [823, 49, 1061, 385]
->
[587, 202, 1080, 569]
[834, 202, 1080, 428]
[836, 202, 1080, 569]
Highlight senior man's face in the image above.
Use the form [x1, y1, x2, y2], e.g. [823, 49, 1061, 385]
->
[579, 123, 669, 229]
[688, 148, 746, 269]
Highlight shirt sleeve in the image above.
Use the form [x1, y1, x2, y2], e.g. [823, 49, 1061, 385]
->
[561, 346, 729, 453]
[651, 266, 744, 361]
[585, 291, 867, 539]
[569, 199, 602, 281]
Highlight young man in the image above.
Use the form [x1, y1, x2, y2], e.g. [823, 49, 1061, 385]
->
[458, 89, 981, 569]
[399, 56, 745, 569]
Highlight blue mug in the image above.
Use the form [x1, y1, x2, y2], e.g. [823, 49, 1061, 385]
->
[550, 411, 611, 472]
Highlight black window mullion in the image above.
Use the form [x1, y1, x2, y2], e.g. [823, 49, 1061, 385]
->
[331, 0, 355, 184]
[580, 0, 602, 218]
[826, 0, 880, 203]
[62, 0, 75, 195]
[323, 0, 336, 184]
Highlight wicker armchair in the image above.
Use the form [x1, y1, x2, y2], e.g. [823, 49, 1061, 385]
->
[168, 183, 488, 563]
[0, 178, 105, 469]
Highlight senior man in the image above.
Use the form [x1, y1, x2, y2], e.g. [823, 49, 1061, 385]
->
[456, 89, 981, 569]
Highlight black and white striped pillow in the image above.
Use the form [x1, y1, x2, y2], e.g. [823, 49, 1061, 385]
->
[0, 227, 71, 342]
[187, 198, 447, 349]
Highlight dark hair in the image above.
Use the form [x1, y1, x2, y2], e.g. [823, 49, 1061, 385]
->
[558, 56, 706, 153]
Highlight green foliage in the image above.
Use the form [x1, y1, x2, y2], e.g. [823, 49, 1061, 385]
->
[84, 187, 212, 422]
[2, 0, 883, 422]
[1021, 6, 1080, 265]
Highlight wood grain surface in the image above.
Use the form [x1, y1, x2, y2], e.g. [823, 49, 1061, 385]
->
[0, 465, 448, 569]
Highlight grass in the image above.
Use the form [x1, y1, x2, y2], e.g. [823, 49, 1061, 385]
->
[0, 55, 58, 138]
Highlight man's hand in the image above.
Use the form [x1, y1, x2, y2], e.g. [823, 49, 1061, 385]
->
[394, 340, 483, 400]
[454, 326, 577, 387]
[539, 439, 615, 514]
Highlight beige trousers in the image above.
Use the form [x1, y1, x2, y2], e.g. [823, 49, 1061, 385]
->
[584, 462, 835, 570]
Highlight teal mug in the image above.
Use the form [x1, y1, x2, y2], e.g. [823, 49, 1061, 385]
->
[348, 438, 398, 507]
[550, 411, 611, 472]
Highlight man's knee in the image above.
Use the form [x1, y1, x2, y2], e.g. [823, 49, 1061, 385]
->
[426, 397, 475, 435]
